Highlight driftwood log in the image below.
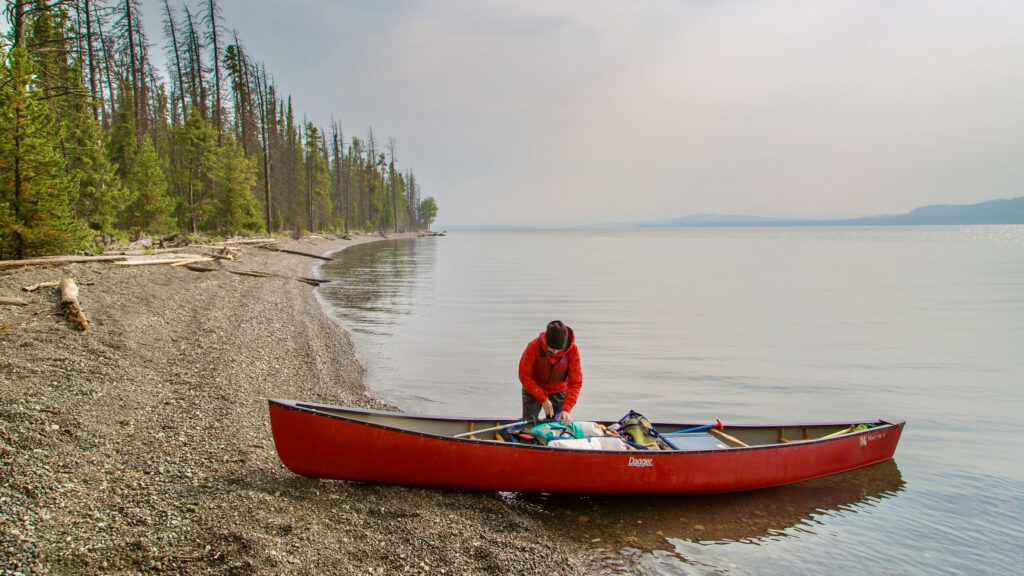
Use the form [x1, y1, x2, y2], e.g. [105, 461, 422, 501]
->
[23, 280, 61, 292]
[1, 297, 29, 307]
[0, 254, 128, 271]
[2, 250, 238, 272]
[58, 277, 89, 331]
[259, 245, 333, 261]
[214, 238, 276, 246]
[102, 247, 192, 256]
[183, 264, 323, 286]
[113, 256, 213, 266]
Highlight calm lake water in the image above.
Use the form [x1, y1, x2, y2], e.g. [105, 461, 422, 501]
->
[316, 227, 1024, 575]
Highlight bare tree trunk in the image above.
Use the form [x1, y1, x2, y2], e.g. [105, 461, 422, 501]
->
[377, 154, 386, 234]
[162, 0, 187, 123]
[96, 11, 117, 123]
[388, 138, 399, 233]
[13, 83, 26, 259]
[206, 0, 223, 144]
[188, 168, 196, 233]
[235, 32, 250, 155]
[342, 137, 351, 235]
[83, 0, 100, 121]
[358, 162, 366, 228]
[304, 128, 313, 232]
[332, 122, 346, 234]
[253, 64, 272, 235]
[124, 0, 142, 147]
[73, 1, 85, 65]
[184, 6, 207, 121]
[12, 0, 25, 47]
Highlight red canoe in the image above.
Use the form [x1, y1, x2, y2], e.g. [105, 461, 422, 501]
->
[268, 399, 904, 495]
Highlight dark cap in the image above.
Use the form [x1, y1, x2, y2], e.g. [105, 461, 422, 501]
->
[545, 320, 568, 352]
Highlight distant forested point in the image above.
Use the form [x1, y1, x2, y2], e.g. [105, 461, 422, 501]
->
[1, 0, 437, 260]
[640, 197, 1024, 228]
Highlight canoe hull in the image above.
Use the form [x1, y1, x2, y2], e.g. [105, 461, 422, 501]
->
[268, 399, 904, 495]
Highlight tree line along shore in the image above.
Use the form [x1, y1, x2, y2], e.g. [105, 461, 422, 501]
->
[2, 1, 438, 261]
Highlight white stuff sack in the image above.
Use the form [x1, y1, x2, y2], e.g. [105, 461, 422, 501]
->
[547, 436, 629, 451]
[574, 421, 606, 437]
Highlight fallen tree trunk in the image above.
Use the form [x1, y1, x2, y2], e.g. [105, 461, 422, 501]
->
[170, 257, 215, 267]
[0, 254, 128, 271]
[1, 297, 29, 306]
[259, 245, 334, 261]
[184, 264, 323, 286]
[101, 247, 192, 256]
[59, 277, 89, 331]
[214, 238, 277, 246]
[114, 256, 213, 266]
[23, 280, 60, 292]
[228, 269, 324, 286]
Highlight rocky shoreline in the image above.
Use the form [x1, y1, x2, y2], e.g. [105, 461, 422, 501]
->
[0, 233, 587, 575]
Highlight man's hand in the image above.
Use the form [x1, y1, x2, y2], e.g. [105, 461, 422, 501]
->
[556, 410, 572, 425]
[541, 399, 555, 419]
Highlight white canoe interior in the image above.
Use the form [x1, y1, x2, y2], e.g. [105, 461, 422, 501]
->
[284, 400, 887, 452]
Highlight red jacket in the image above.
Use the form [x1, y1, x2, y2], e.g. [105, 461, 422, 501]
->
[518, 327, 583, 413]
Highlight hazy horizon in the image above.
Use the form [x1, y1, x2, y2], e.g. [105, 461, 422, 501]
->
[139, 1, 1024, 228]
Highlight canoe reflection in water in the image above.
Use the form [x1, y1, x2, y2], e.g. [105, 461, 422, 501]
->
[510, 458, 904, 555]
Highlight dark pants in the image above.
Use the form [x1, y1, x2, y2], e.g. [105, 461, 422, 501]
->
[522, 389, 566, 422]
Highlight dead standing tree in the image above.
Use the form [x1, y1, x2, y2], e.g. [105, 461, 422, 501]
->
[203, 0, 223, 144]
[252, 63, 273, 235]
[161, 0, 188, 124]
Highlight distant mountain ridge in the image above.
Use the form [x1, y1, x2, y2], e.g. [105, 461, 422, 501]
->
[641, 197, 1024, 227]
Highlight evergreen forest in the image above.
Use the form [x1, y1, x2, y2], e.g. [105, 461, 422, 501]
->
[1, 0, 439, 260]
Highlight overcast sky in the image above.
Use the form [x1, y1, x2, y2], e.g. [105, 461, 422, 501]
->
[140, 0, 1024, 227]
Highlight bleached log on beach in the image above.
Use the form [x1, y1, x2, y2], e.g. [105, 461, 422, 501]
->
[101, 247, 192, 256]
[1, 297, 29, 306]
[112, 255, 208, 266]
[0, 255, 128, 271]
[22, 281, 60, 292]
[214, 238, 277, 246]
[58, 277, 89, 331]
[155, 246, 240, 261]
[169, 257, 215, 267]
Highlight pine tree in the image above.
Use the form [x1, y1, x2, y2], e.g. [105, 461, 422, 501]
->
[303, 122, 331, 231]
[71, 117, 126, 238]
[0, 46, 88, 258]
[172, 108, 218, 232]
[419, 197, 438, 231]
[24, 3, 126, 239]
[212, 134, 263, 235]
[107, 82, 139, 179]
[123, 136, 176, 235]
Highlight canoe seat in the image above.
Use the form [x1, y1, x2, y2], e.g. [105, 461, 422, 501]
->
[661, 432, 731, 451]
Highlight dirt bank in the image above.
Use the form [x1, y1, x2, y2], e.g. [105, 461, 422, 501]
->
[0, 233, 586, 576]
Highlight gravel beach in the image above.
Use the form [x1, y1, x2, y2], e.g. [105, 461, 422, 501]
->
[0, 233, 586, 576]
